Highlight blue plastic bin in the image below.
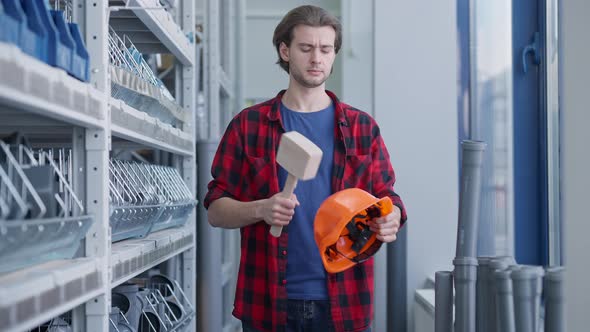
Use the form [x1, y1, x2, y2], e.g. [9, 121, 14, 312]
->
[2, 0, 36, 56]
[0, 1, 20, 44]
[68, 22, 90, 81]
[50, 10, 74, 76]
[20, 0, 47, 61]
[35, 0, 68, 69]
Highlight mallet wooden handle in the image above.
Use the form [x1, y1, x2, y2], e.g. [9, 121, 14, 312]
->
[269, 173, 298, 237]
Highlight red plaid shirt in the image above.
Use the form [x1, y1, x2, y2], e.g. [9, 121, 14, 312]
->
[204, 90, 407, 332]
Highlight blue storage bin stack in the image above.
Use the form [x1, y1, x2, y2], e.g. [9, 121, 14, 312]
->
[21, 0, 47, 62]
[0, 1, 90, 82]
[69, 22, 90, 81]
[36, 0, 68, 70]
[0, 1, 20, 44]
[2, 0, 36, 56]
[50, 10, 74, 73]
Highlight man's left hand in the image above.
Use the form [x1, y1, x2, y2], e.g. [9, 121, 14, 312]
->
[368, 205, 401, 243]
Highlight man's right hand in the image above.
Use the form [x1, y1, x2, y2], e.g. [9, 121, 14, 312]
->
[260, 193, 300, 227]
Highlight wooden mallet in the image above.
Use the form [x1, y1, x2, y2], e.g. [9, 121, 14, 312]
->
[270, 131, 323, 237]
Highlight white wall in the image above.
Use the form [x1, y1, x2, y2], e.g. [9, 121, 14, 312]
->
[341, 0, 374, 115]
[561, 1, 590, 330]
[373, 0, 459, 330]
[244, 15, 290, 101]
[244, 0, 342, 103]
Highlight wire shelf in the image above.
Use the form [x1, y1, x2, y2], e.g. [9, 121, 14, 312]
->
[109, 159, 195, 242]
[108, 27, 186, 127]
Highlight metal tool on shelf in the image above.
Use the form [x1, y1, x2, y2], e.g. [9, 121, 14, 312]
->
[148, 274, 194, 326]
[110, 306, 136, 332]
[112, 274, 195, 332]
[109, 159, 195, 242]
[0, 139, 93, 273]
[28, 313, 73, 332]
[112, 284, 143, 332]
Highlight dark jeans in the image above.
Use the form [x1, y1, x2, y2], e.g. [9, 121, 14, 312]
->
[241, 299, 372, 332]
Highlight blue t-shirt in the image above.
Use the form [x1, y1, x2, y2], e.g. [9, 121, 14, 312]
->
[278, 101, 334, 300]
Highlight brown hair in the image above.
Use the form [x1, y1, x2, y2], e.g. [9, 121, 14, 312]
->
[272, 5, 342, 73]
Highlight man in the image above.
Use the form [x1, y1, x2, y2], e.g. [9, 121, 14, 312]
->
[204, 5, 407, 332]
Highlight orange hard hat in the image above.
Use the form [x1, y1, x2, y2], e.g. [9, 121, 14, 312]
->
[314, 188, 393, 273]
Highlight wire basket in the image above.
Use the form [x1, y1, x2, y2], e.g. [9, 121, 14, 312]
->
[28, 311, 72, 332]
[109, 160, 195, 242]
[108, 27, 186, 127]
[0, 141, 93, 273]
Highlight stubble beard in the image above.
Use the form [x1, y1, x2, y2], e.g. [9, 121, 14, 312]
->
[291, 67, 329, 89]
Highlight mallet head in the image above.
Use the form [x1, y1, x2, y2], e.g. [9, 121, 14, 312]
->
[276, 131, 323, 180]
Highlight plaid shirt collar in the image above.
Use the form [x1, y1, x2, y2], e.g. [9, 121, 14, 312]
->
[267, 89, 350, 126]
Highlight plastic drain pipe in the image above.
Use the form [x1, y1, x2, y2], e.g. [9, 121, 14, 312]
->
[435, 271, 453, 332]
[544, 266, 565, 332]
[487, 257, 516, 332]
[453, 140, 485, 332]
[511, 266, 544, 332]
[453, 257, 478, 332]
[476, 256, 492, 332]
[455, 140, 486, 258]
[494, 268, 516, 332]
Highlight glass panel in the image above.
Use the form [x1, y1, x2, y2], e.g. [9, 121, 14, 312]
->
[545, 0, 561, 265]
[472, 0, 514, 256]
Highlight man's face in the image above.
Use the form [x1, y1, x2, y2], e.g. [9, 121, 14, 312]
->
[280, 25, 336, 89]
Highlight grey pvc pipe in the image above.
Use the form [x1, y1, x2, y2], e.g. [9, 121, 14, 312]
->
[511, 266, 544, 332]
[435, 271, 453, 332]
[197, 140, 223, 332]
[486, 257, 515, 332]
[453, 257, 478, 332]
[455, 140, 486, 258]
[476, 256, 492, 332]
[544, 266, 565, 332]
[494, 269, 515, 332]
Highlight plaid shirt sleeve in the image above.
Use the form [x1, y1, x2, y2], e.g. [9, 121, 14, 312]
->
[202, 103, 285, 331]
[203, 116, 244, 209]
[369, 120, 408, 224]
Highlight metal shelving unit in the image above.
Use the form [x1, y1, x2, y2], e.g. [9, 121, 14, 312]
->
[0, 258, 104, 332]
[0, 0, 196, 331]
[110, 98, 193, 156]
[111, 226, 194, 288]
[109, 0, 194, 66]
[197, 1, 242, 331]
[0, 43, 106, 129]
